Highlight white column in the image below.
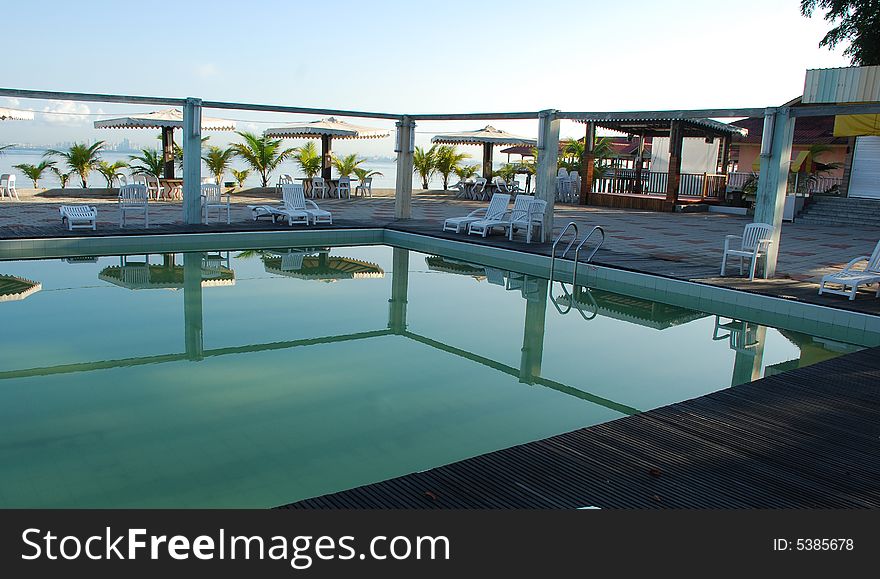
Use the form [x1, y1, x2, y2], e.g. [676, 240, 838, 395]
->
[394, 116, 415, 219]
[182, 97, 203, 225]
[535, 109, 560, 235]
[754, 107, 795, 277]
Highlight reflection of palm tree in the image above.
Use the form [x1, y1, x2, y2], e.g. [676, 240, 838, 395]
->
[44, 141, 105, 187]
[413, 145, 437, 189]
[232, 131, 295, 187]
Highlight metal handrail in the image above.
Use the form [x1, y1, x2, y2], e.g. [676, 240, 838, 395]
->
[571, 226, 605, 286]
[549, 221, 578, 285]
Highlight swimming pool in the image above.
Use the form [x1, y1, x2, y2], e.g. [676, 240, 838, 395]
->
[0, 243, 866, 507]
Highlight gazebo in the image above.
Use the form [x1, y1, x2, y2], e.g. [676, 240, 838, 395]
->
[94, 109, 236, 179]
[574, 116, 746, 210]
[432, 125, 536, 179]
[98, 254, 235, 290]
[264, 117, 390, 180]
[0, 107, 33, 121]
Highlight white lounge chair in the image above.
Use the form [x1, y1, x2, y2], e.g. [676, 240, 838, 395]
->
[201, 183, 231, 224]
[720, 222, 774, 280]
[442, 193, 510, 233]
[1, 174, 19, 200]
[118, 184, 149, 228]
[248, 184, 331, 226]
[506, 198, 547, 243]
[818, 240, 880, 300]
[60, 205, 97, 231]
[469, 194, 534, 238]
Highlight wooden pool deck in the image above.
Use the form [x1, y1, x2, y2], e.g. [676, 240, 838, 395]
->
[280, 345, 880, 509]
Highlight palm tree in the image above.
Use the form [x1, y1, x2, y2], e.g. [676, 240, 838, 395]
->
[231, 169, 250, 188]
[128, 149, 164, 178]
[202, 146, 236, 185]
[171, 136, 210, 172]
[434, 145, 470, 190]
[231, 131, 295, 187]
[96, 160, 128, 188]
[331, 153, 365, 177]
[0, 144, 12, 155]
[44, 141, 105, 187]
[292, 141, 322, 178]
[13, 160, 56, 188]
[51, 166, 73, 189]
[353, 167, 384, 182]
[413, 145, 437, 189]
[453, 164, 480, 181]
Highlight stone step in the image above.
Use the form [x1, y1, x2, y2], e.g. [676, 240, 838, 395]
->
[809, 198, 880, 208]
[800, 209, 880, 219]
[798, 216, 880, 228]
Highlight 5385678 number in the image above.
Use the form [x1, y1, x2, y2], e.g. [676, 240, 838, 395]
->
[773, 539, 854, 551]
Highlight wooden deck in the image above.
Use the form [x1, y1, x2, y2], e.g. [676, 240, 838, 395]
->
[280, 345, 880, 509]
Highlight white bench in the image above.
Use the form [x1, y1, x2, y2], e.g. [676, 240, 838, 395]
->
[60, 205, 97, 231]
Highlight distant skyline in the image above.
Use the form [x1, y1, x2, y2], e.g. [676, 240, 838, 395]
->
[1, 0, 851, 157]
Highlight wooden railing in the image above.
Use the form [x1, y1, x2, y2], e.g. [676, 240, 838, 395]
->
[725, 172, 844, 195]
[590, 170, 727, 199]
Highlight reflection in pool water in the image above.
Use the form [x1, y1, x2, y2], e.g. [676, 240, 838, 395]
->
[0, 245, 863, 507]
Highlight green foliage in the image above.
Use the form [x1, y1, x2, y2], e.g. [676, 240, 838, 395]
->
[292, 141, 322, 178]
[413, 145, 437, 189]
[96, 160, 128, 188]
[202, 146, 236, 184]
[453, 164, 480, 180]
[231, 169, 251, 188]
[353, 167, 384, 182]
[801, 0, 880, 65]
[50, 166, 73, 189]
[434, 145, 470, 190]
[128, 149, 165, 178]
[44, 141, 105, 188]
[331, 153, 365, 177]
[13, 160, 56, 188]
[558, 137, 614, 179]
[0, 144, 12, 155]
[232, 131, 296, 187]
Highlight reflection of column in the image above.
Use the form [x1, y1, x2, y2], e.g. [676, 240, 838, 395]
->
[184, 252, 204, 361]
[388, 248, 410, 334]
[519, 278, 549, 384]
[730, 324, 766, 387]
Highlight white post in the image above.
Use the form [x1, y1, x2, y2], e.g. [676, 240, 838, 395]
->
[394, 116, 415, 219]
[535, 109, 560, 235]
[754, 107, 794, 277]
[182, 97, 203, 225]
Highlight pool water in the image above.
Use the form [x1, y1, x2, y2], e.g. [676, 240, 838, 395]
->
[0, 245, 863, 507]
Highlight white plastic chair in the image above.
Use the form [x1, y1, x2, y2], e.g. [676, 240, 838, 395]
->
[118, 184, 149, 228]
[720, 223, 774, 280]
[311, 177, 328, 199]
[201, 183, 231, 224]
[443, 193, 510, 233]
[355, 176, 373, 197]
[507, 198, 547, 243]
[117, 174, 128, 186]
[142, 174, 164, 200]
[818, 240, 880, 300]
[1, 174, 19, 200]
[336, 176, 351, 199]
[471, 177, 487, 200]
[60, 205, 97, 230]
[469, 194, 534, 238]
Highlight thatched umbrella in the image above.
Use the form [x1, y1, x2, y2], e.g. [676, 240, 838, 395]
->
[99, 255, 235, 290]
[94, 109, 236, 178]
[0, 274, 41, 302]
[263, 117, 390, 180]
[432, 125, 536, 179]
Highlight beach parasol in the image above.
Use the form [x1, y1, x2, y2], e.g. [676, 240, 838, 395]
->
[424, 256, 487, 281]
[262, 251, 384, 282]
[263, 117, 390, 180]
[432, 126, 536, 179]
[0, 274, 41, 302]
[94, 109, 236, 179]
[0, 107, 34, 121]
[99, 255, 235, 290]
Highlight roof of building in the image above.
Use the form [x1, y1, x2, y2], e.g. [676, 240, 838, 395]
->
[731, 115, 848, 146]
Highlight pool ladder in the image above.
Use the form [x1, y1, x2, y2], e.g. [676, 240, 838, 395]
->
[548, 222, 605, 320]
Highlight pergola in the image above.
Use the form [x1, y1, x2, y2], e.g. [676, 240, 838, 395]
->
[431, 126, 536, 179]
[574, 116, 747, 208]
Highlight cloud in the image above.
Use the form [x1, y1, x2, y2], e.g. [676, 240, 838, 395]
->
[42, 100, 92, 125]
[3, 97, 21, 107]
[196, 63, 219, 78]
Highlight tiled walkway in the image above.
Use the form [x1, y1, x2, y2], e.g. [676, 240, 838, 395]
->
[3, 188, 880, 312]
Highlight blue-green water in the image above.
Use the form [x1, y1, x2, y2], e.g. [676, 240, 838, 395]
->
[0, 246, 862, 507]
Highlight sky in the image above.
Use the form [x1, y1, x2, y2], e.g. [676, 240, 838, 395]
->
[0, 0, 852, 157]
